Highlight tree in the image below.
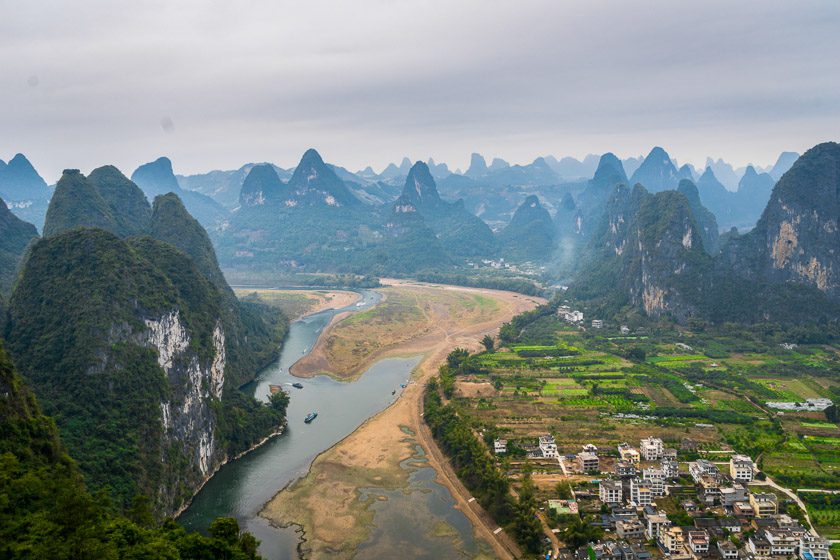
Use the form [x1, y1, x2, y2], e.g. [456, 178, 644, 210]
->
[561, 516, 603, 550]
[627, 347, 646, 362]
[447, 348, 470, 369]
[481, 335, 495, 352]
[269, 390, 290, 415]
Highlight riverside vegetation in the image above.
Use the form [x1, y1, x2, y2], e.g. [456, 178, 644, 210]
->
[424, 298, 840, 556]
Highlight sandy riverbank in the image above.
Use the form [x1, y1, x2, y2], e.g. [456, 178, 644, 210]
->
[234, 288, 361, 321]
[261, 281, 543, 559]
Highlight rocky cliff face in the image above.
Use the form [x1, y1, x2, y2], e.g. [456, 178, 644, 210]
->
[239, 163, 285, 207]
[144, 310, 225, 484]
[394, 161, 497, 258]
[725, 142, 840, 295]
[576, 184, 712, 320]
[7, 229, 230, 513]
[284, 149, 361, 207]
[677, 179, 720, 254]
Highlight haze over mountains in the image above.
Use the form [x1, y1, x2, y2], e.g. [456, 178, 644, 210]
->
[1, 141, 829, 326]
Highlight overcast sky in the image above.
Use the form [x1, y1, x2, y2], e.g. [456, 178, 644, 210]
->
[1, 0, 839, 181]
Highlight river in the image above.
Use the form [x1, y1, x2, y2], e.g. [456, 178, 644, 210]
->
[179, 289, 491, 559]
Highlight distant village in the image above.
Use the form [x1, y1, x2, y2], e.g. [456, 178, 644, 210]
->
[492, 436, 833, 560]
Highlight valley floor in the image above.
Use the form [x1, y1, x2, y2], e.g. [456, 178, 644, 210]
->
[260, 280, 544, 559]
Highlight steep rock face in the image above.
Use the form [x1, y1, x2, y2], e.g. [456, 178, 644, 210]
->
[677, 179, 720, 254]
[149, 192, 282, 388]
[398, 161, 443, 208]
[575, 184, 712, 320]
[239, 164, 285, 207]
[499, 195, 555, 261]
[629, 147, 680, 192]
[7, 229, 227, 514]
[144, 309, 225, 478]
[395, 162, 496, 258]
[283, 149, 361, 207]
[725, 142, 840, 295]
[0, 196, 38, 295]
[570, 152, 629, 239]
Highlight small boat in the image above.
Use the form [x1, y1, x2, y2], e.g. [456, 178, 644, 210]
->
[391, 390, 396, 395]
[400, 384, 407, 388]
[292, 382, 304, 389]
[304, 411, 318, 423]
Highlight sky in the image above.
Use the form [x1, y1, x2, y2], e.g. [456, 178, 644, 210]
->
[1, 0, 839, 181]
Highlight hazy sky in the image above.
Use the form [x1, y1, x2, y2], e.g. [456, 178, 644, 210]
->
[2, 0, 839, 181]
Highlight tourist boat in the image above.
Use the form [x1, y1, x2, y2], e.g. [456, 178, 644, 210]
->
[304, 411, 318, 423]
[292, 382, 304, 389]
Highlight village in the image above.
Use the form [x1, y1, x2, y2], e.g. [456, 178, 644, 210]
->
[492, 435, 834, 560]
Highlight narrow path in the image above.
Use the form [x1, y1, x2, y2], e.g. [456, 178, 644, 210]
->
[749, 478, 817, 535]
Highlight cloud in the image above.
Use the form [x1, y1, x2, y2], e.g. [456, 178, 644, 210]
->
[0, 0, 838, 179]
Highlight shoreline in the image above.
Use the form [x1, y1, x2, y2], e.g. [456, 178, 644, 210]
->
[289, 291, 390, 381]
[174, 424, 286, 519]
[261, 282, 544, 558]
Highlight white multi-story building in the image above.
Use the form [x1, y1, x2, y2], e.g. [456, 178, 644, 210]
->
[750, 493, 778, 518]
[616, 460, 637, 478]
[800, 534, 831, 560]
[662, 457, 679, 479]
[578, 451, 600, 473]
[730, 454, 755, 481]
[539, 435, 558, 458]
[645, 512, 671, 541]
[688, 530, 710, 554]
[640, 437, 664, 461]
[599, 480, 623, 504]
[689, 459, 720, 483]
[662, 526, 685, 553]
[718, 540, 739, 559]
[720, 482, 748, 507]
[630, 478, 653, 506]
[493, 439, 507, 454]
[616, 519, 645, 540]
[642, 467, 666, 496]
[618, 442, 641, 464]
[764, 528, 798, 557]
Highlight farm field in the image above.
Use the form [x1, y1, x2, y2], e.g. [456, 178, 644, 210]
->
[442, 311, 840, 540]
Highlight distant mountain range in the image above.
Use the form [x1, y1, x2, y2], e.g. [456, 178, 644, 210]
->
[571, 142, 840, 324]
[0, 145, 810, 284]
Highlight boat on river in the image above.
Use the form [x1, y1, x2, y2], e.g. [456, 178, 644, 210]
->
[304, 411, 318, 423]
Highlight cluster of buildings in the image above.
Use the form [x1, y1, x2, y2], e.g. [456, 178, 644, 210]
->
[584, 440, 832, 560]
[557, 305, 584, 324]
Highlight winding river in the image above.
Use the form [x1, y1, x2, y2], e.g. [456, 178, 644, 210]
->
[179, 290, 402, 553]
[178, 290, 489, 559]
